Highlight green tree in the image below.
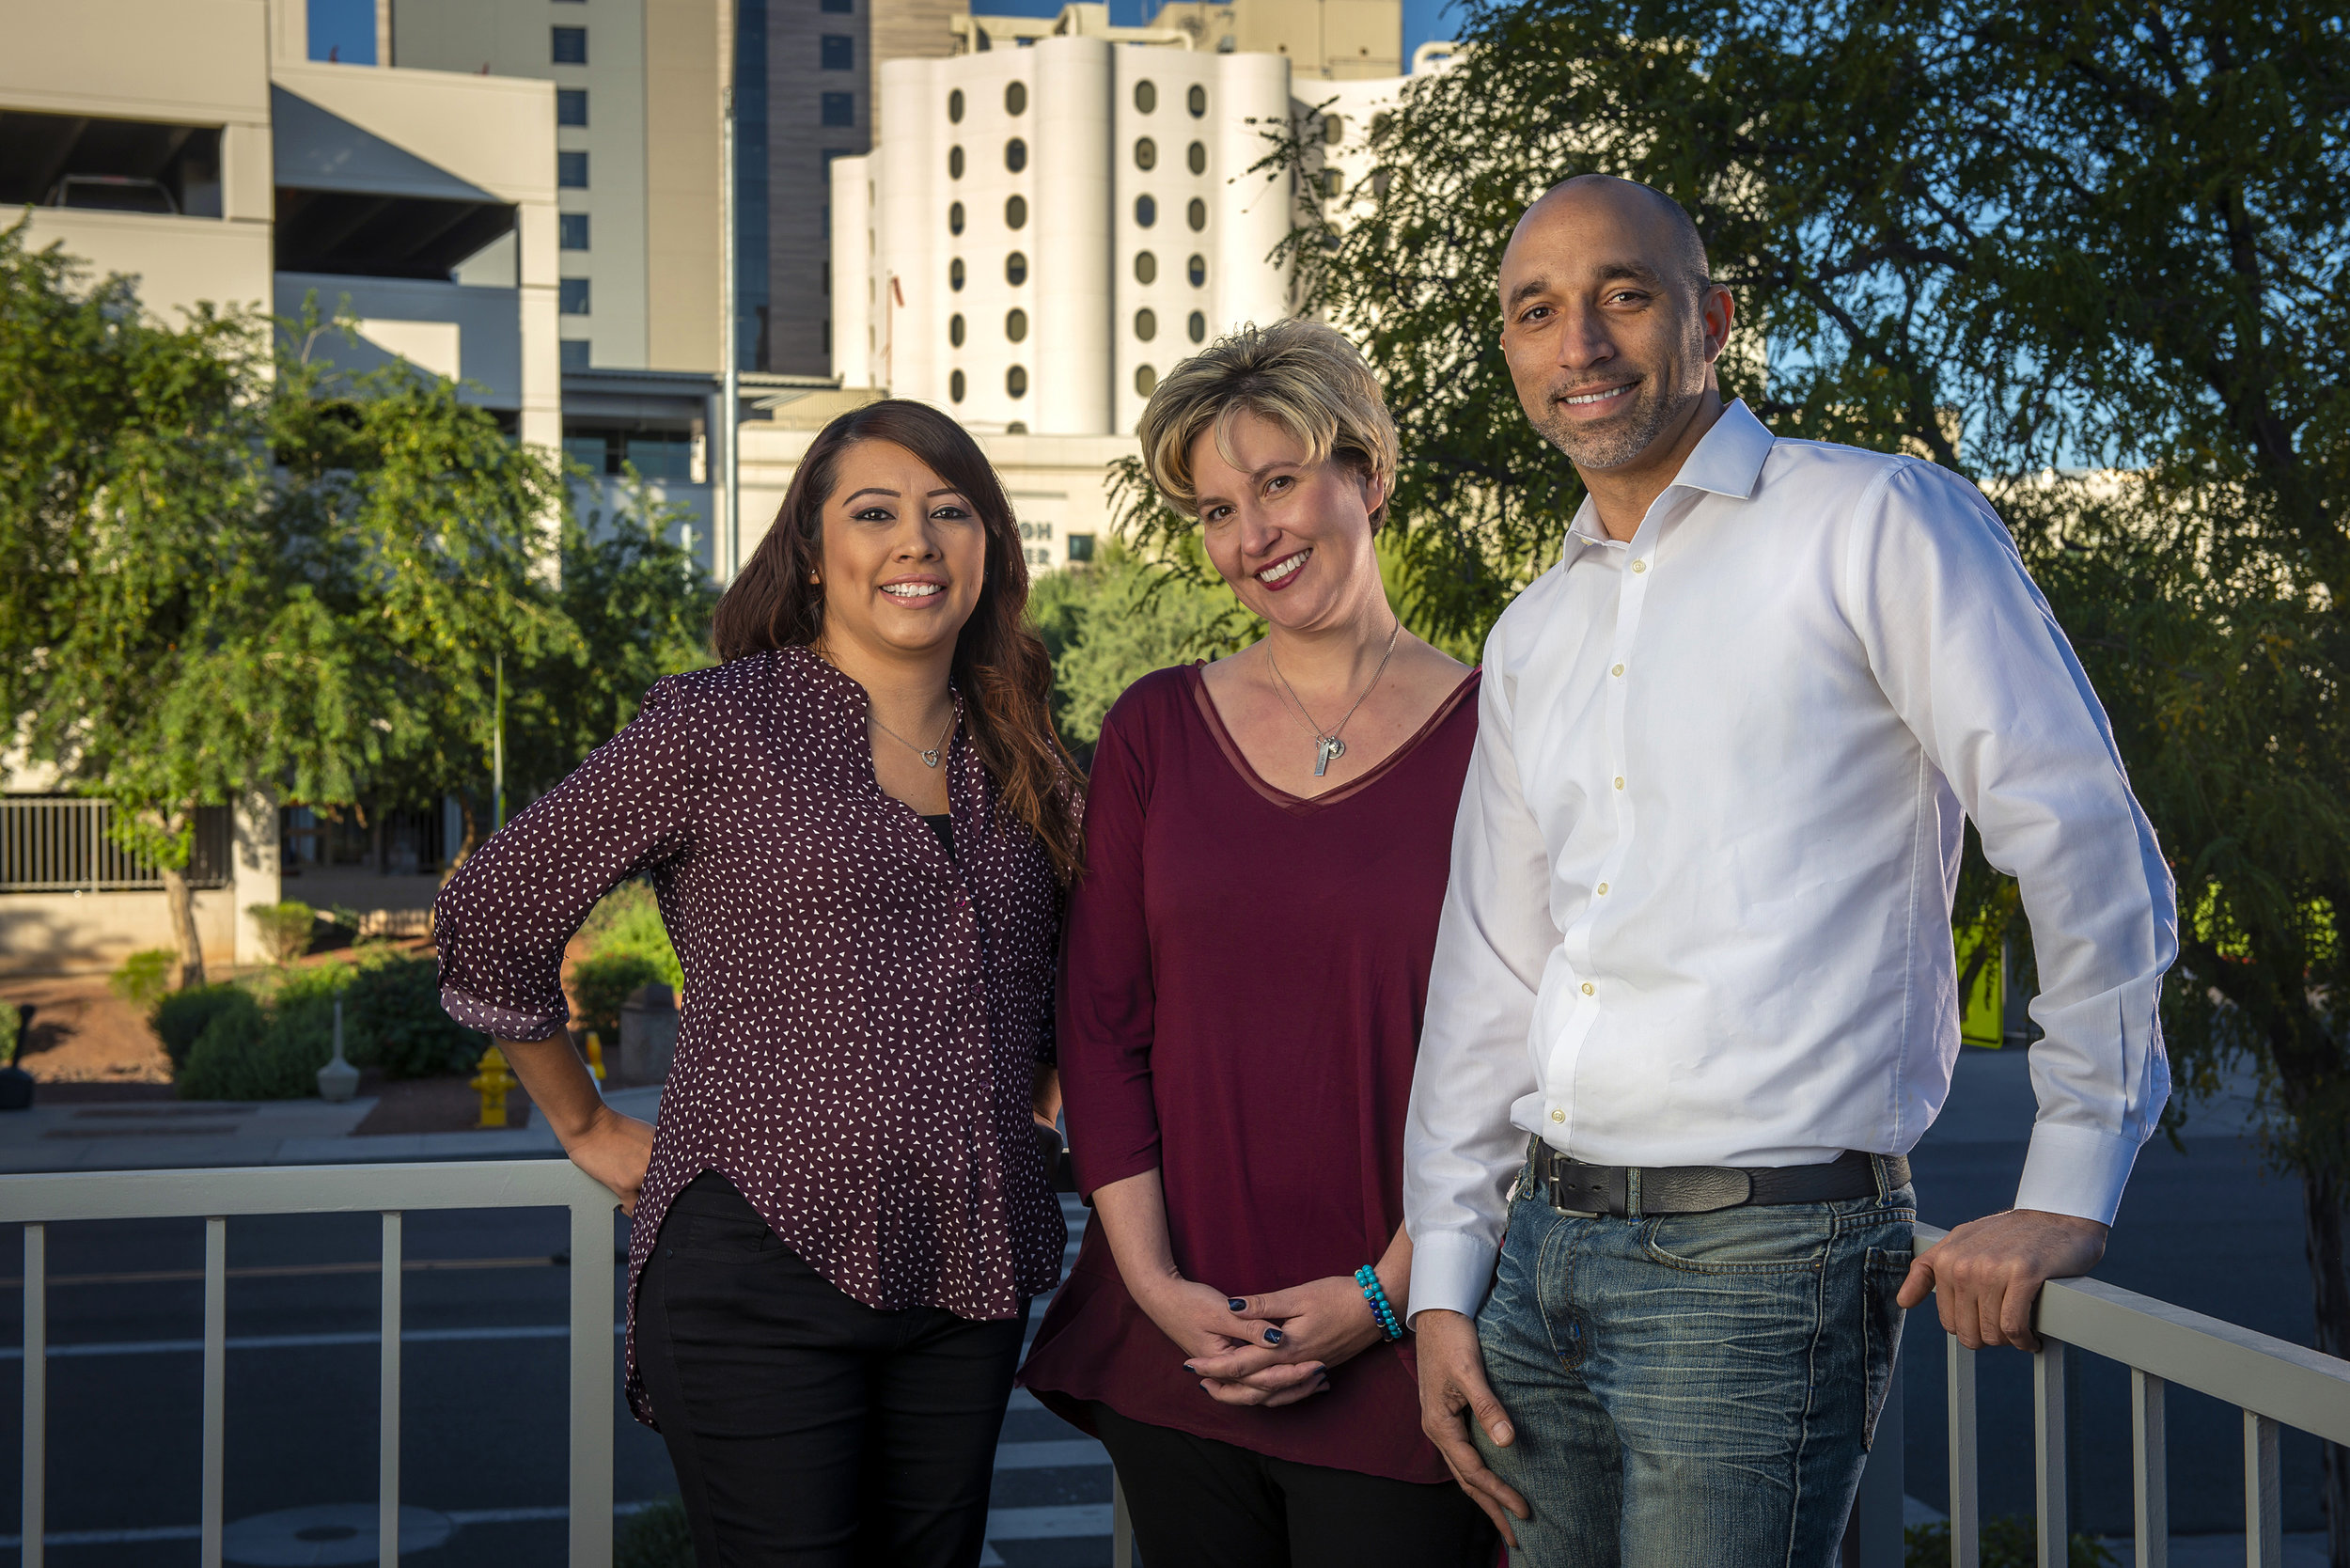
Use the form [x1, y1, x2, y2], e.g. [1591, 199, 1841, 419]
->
[1271, 0, 2350, 1550]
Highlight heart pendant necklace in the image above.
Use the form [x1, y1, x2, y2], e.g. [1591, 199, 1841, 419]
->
[1267, 619, 1402, 777]
[872, 708, 956, 768]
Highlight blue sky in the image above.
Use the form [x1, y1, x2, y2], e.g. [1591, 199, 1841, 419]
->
[306, 0, 1471, 72]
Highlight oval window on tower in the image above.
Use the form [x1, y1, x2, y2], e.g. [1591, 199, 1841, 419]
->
[948, 146, 964, 180]
[1006, 307, 1028, 342]
[1005, 138, 1027, 173]
[949, 258, 965, 291]
[1186, 197, 1207, 231]
[1005, 251, 1028, 286]
[1187, 140, 1207, 175]
[948, 201, 965, 236]
[1324, 114, 1346, 146]
[948, 313, 966, 347]
[1005, 80, 1027, 116]
[1008, 365, 1029, 399]
[1134, 80, 1157, 114]
[1134, 137, 1156, 171]
[949, 368, 966, 402]
[1134, 307, 1157, 341]
[1187, 309, 1206, 342]
[1186, 253, 1206, 287]
[948, 88, 965, 123]
[1135, 195, 1157, 227]
[1005, 194, 1027, 230]
[1134, 251, 1156, 285]
[1187, 84, 1207, 117]
[1135, 364, 1157, 396]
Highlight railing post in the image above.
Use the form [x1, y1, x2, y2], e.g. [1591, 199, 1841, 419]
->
[569, 1195, 616, 1568]
[2033, 1340, 2068, 1568]
[2130, 1370, 2167, 1568]
[2245, 1410, 2281, 1568]
[202, 1216, 227, 1568]
[380, 1212, 402, 1568]
[1111, 1471, 1134, 1568]
[1948, 1338, 1978, 1568]
[22, 1225, 44, 1568]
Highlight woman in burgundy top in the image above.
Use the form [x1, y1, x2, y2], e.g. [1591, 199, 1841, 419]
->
[434, 401, 1081, 1568]
[1021, 321, 1497, 1565]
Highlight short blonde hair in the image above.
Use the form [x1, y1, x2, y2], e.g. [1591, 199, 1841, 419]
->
[1136, 319, 1400, 528]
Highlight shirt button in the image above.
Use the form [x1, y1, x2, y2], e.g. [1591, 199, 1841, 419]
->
[1613, 776, 1624, 791]
[1580, 981, 1594, 996]
[1631, 560, 1648, 574]
[1550, 1108, 1565, 1123]
[1611, 664, 1624, 677]
[1596, 882, 1608, 895]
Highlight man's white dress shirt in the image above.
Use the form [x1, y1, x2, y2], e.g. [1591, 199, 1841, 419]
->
[1404, 400, 2177, 1323]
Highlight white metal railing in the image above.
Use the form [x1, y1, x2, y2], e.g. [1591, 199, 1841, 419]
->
[0, 1160, 619, 1568]
[1857, 1221, 2350, 1568]
[0, 797, 231, 893]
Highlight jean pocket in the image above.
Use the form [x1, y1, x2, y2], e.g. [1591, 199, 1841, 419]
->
[1861, 1245, 1914, 1450]
[1642, 1203, 1832, 1274]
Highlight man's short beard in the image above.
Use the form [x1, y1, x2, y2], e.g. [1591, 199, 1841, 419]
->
[1532, 375, 1695, 471]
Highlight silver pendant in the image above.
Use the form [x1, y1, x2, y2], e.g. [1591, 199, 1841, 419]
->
[921, 748, 942, 768]
[1314, 736, 1346, 776]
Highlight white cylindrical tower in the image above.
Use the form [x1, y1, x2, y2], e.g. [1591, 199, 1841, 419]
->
[830, 152, 874, 387]
[879, 57, 945, 401]
[1031, 37, 1114, 436]
[1214, 51, 1296, 346]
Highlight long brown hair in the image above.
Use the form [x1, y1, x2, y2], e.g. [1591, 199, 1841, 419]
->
[712, 400, 1085, 880]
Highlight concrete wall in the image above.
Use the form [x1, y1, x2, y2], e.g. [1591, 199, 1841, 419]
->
[0, 890, 239, 980]
[643, 0, 720, 372]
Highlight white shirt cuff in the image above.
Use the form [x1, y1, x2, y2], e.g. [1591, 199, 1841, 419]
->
[1406, 1229, 1500, 1327]
[2013, 1121, 2144, 1227]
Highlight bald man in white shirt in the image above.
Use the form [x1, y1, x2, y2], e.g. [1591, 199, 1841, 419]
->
[1402, 177, 2175, 1566]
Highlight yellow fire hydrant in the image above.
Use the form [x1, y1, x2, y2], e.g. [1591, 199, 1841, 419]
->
[471, 1044, 517, 1128]
[584, 1032, 606, 1084]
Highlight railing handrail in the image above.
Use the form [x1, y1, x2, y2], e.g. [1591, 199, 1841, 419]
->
[0, 1159, 609, 1225]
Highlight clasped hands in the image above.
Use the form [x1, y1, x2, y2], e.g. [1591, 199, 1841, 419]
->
[1133, 1273, 1392, 1407]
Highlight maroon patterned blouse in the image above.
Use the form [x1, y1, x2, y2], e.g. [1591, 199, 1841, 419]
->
[433, 646, 1066, 1424]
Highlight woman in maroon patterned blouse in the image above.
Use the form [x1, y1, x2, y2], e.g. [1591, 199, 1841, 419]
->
[433, 400, 1082, 1568]
[1019, 321, 1497, 1564]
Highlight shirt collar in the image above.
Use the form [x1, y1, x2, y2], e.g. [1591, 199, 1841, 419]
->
[1565, 398, 1775, 545]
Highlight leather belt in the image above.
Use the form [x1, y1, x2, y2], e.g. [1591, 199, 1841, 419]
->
[1529, 1138, 1908, 1218]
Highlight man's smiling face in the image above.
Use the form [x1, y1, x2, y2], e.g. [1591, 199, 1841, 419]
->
[1496, 177, 1729, 473]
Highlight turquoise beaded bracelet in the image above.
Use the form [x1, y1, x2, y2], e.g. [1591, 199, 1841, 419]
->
[1355, 1265, 1404, 1341]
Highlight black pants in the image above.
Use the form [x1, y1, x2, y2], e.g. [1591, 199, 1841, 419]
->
[637, 1173, 1029, 1568]
[1093, 1403, 1499, 1568]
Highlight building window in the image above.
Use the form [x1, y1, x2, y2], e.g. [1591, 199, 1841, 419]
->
[1324, 114, 1347, 146]
[821, 35, 854, 70]
[1187, 253, 1206, 286]
[949, 313, 965, 347]
[1005, 251, 1027, 286]
[1187, 84, 1207, 117]
[1005, 194, 1027, 229]
[552, 25, 588, 63]
[1323, 169, 1343, 197]
[822, 93, 854, 127]
[558, 150, 589, 188]
[1135, 195, 1156, 227]
[1134, 251, 1156, 284]
[822, 0, 853, 10]
[948, 146, 964, 179]
[1188, 309, 1207, 342]
[948, 88, 964, 123]
[1134, 80, 1157, 114]
[1007, 365, 1028, 399]
[560, 277, 592, 314]
[1134, 137, 1156, 171]
[560, 212, 590, 249]
[1005, 81, 1027, 116]
[1186, 197, 1207, 231]
[1135, 364, 1157, 396]
[1187, 140, 1206, 174]
[1005, 138, 1026, 173]
[949, 368, 966, 402]
[1005, 307, 1027, 342]
[557, 88, 588, 126]
[948, 201, 964, 235]
[561, 338, 590, 370]
[949, 258, 965, 290]
[1134, 308, 1156, 341]
[1068, 532, 1096, 562]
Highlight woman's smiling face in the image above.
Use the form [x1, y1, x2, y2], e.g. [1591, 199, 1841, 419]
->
[814, 439, 989, 665]
[1190, 409, 1387, 634]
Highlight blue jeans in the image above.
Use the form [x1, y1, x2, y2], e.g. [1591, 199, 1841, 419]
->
[1471, 1162, 1914, 1568]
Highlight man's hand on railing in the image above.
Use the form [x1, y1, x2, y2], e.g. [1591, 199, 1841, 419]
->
[1898, 1208, 2107, 1353]
[1415, 1309, 1530, 1547]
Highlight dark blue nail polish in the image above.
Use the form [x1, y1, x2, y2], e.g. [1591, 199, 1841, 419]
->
[1183, 1363, 1198, 1373]
[1228, 1298, 1246, 1311]
[1263, 1327, 1285, 1345]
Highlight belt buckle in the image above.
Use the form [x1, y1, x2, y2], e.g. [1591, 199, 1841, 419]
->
[1548, 1158, 1622, 1218]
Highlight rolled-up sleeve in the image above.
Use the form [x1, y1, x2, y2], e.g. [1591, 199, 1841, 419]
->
[1848, 462, 2176, 1225]
[1405, 651, 1555, 1323]
[433, 678, 700, 1041]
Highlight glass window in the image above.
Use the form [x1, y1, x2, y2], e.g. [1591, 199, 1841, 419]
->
[1006, 307, 1027, 342]
[822, 93, 854, 127]
[1187, 84, 1207, 117]
[1134, 80, 1157, 113]
[822, 0, 852, 11]
[1005, 81, 1027, 116]
[948, 146, 964, 179]
[1324, 114, 1346, 146]
[1068, 531, 1096, 563]
[821, 35, 854, 70]
[948, 88, 964, 123]
[1134, 137, 1156, 171]
[551, 25, 587, 63]
[1187, 253, 1206, 287]
[627, 432, 694, 481]
[1134, 307, 1156, 341]
[557, 150, 588, 187]
[1323, 168, 1343, 197]
[949, 368, 966, 403]
[1188, 309, 1207, 342]
[559, 277, 591, 315]
[1005, 138, 1027, 173]
[556, 88, 588, 126]
[1135, 195, 1156, 227]
[1134, 251, 1156, 285]
[1005, 194, 1027, 229]
[562, 432, 606, 471]
[948, 313, 965, 347]
[560, 339, 590, 371]
[1005, 251, 1027, 286]
[1007, 365, 1028, 399]
[1187, 141, 1206, 175]
[1135, 364, 1157, 396]
[948, 201, 964, 235]
[1186, 197, 1206, 231]
[559, 212, 589, 250]
[949, 258, 965, 290]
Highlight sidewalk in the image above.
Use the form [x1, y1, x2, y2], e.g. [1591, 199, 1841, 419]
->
[0, 1085, 663, 1172]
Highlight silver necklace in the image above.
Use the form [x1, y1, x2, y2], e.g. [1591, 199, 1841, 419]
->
[870, 707, 956, 768]
[1265, 619, 1402, 776]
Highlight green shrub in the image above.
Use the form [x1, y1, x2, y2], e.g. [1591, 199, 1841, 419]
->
[571, 952, 663, 1045]
[180, 988, 339, 1101]
[109, 949, 175, 1011]
[0, 1000, 19, 1066]
[152, 984, 252, 1071]
[346, 956, 486, 1078]
[246, 901, 319, 964]
[578, 881, 682, 992]
[1905, 1518, 2114, 1568]
[616, 1497, 693, 1568]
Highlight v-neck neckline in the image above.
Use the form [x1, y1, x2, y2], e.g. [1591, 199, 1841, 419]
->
[1183, 662, 1480, 817]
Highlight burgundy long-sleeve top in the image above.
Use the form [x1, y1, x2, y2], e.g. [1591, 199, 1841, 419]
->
[433, 648, 1066, 1425]
[1019, 663, 1480, 1483]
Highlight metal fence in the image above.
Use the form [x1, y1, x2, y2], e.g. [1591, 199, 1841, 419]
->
[0, 797, 231, 894]
[0, 1160, 619, 1568]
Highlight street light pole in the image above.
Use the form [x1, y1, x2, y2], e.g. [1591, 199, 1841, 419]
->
[494, 650, 506, 833]
[717, 0, 741, 583]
